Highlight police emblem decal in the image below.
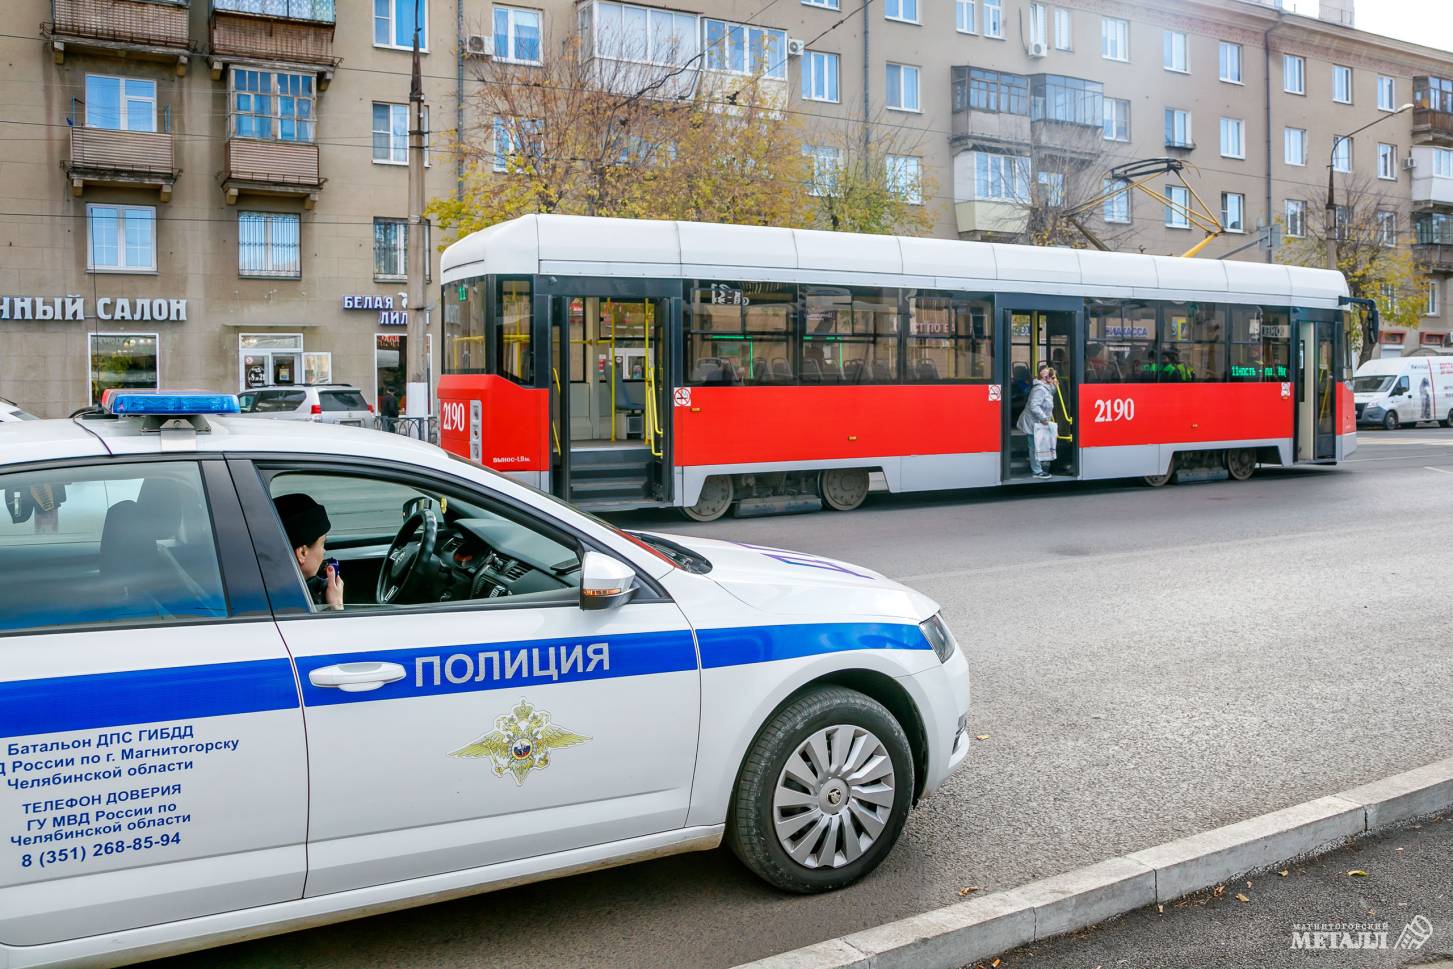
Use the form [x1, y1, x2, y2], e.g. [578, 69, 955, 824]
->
[449, 698, 590, 785]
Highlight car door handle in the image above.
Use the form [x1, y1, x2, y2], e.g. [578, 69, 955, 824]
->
[308, 662, 406, 693]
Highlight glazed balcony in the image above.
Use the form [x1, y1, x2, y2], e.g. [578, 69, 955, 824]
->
[1413, 77, 1453, 147]
[209, 0, 336, 78]
[66, 125, 178, 200]
[47, 0, 191, 72]
[223, 137, 323, 208]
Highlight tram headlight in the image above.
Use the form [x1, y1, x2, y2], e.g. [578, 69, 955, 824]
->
[921, 614, 960, 664]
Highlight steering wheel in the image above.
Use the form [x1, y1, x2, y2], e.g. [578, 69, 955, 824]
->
[375, 506, 439, 605]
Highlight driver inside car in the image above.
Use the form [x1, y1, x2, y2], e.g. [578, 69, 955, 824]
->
[273, 493, 345, 611]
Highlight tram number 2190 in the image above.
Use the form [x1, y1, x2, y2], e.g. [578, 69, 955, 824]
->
[441, 400, 469, 433]
[1093, 398, 1135, 423]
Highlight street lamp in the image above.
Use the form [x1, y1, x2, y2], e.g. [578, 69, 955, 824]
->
[1325, 102, 1414, 270]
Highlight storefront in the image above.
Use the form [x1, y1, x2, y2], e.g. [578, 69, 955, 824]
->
[88, 332, 159, 404]
[238, 333, 333, 390]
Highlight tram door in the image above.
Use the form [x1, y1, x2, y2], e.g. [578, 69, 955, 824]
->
[999, 301, 1082, 481]
[547, 293, 674, 505]
[1295, 317, 1337, 463]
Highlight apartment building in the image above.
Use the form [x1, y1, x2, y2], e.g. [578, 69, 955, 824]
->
[4, 0, 1453, 416]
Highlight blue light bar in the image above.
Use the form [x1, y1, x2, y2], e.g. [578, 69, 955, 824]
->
[104, 390, 241, 417]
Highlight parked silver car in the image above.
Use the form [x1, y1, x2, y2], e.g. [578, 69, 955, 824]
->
[236, 384, 374, 426]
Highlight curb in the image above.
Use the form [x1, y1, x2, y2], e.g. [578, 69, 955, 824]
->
[732, 757, 1453, 969]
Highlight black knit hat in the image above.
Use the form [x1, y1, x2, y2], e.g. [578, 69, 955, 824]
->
[273, 493, 331, 550]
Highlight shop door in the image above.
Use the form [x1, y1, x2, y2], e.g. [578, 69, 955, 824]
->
[1296, 318, 1337, 462]
[997, 299, 1082, 481]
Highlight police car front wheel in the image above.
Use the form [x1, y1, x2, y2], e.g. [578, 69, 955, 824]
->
[728, 686, 914, 893]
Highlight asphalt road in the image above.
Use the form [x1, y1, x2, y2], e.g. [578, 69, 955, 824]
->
[158, 427, 1453, 969]
[980, 815, 1453, 969]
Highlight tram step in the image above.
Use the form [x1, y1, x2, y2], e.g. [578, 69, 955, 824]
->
[569, 477, 653, 499]
[570, 447, 653, 469]
[570, 460, 653, 479]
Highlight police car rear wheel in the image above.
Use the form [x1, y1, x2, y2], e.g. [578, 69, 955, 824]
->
[728, 687, 913, 893]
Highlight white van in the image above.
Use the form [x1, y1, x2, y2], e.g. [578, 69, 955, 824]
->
[1353, 356, 1453, 429]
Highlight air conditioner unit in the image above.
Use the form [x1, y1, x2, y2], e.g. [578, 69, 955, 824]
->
[464, 33, 493, 57]
[786, 37, 806, 57]
[1404, 154, 1417, 171]
[1028, 40, 1047, 58]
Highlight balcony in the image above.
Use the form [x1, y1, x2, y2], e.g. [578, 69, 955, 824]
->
[1411, 147, 1453, 207]
[1412, 107, 1453, 148]
[1414, 215, 1453, 271]
[66, 125, 178, 200]
[951, 67, 1030, 153]
[46, 0, 191, 73]
[209, 0, 337, 82]
[223, 138, 323, 208]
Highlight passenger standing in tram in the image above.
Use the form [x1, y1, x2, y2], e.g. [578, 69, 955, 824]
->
[1016, 365, 1057, 480]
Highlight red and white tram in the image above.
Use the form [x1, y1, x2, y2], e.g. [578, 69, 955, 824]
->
[437, 215, 1357, 521]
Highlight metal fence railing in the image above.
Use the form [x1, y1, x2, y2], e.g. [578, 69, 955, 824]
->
[374, 415, 438, 444]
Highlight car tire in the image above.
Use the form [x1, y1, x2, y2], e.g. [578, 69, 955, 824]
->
[727, 686, 914, 894]
[1442, 409, 1453, 429]
[1383, 411, 1400, 431]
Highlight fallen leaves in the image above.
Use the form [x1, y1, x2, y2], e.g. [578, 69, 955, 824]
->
[1235, 893, 1250, 903]
[1347, 869, 1368, 878]
[958, 886, 981, 897]
[1278, 869, 1289, 877]
[1211, 883, 1227, 897]
[975, 734, 991, 741]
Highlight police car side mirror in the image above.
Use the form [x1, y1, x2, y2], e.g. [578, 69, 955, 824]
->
[579, 550, 637, 611]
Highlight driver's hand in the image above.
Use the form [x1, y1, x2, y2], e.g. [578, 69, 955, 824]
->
[325, 564, 344, 611]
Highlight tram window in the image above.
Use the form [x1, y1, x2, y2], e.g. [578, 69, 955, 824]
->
[905, 293, 994, 382]
[687, 281, 795, 385]
[495, 278, 533, 386]
[1161, 302, 1226, 381]
[803, 287, 899, 383]
[1086, 299, 1156, 382]
[1229, 306, 1291, 381]
[444, 279, 487, 375]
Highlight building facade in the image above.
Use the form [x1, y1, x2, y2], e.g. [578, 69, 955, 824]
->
[3, 0, 1453, 416]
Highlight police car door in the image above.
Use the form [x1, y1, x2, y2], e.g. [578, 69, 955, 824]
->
[231, 458, 700, 896]
[0, 458, 307, 946]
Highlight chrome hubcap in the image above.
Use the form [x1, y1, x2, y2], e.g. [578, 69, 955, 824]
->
[772, 724, 895, 869]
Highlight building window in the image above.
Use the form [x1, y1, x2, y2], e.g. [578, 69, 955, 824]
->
[704, 19, 787, 78]
[956, 0, 974, 33]
[238, 212, 301, 279]
[1286, 198, 1306, 237]
[803, 145, 841, 196]
[492, 117, 541, 172]
[1284, 54, 1305, 94]
[802, 50, 840, 102]
[1416, 75, 1453, 113]
[1165, 184, 1190, 228]
[494, 5, 542, 64]
[1103, 177, 1130, 223]
[1220, 117, 1244, 159]
[1435, 147, 1453, 178]
[1335, 205, 1350, 240]
[1103, 97, 1130, 141]
[971, 151, 1029, 202]
[803, 0, 838, 9]
[1030, 74, 1103, 126]
[1378, 74, 1396, 111]
[231, 69, 314, 142]
[1332, 135, 1351, 173]
[87, 204, 155, 273]
[1028, 3, 1046, 50]
[1101, 17, 1128, 61]
[1333, 65, 1352, 104]
[1163, 30, 1187, 73]
[1426, 280, 1441, 316]
[1053, 7, 1071, 50]
[956, 67, 1028, 114]
[592, 3, 698, 66]
[84, 75, 157, 132]
[374, 0, 427, 49]
[887, 155, 923, 204]
[372, 102, 409, 164]
[1284, 127, 1307, 166]
[983, 0, 1002, 38]
[885, 63, 921, 111]
[884, 0, 918, 23]
[1221, 192, 1245, 232]
[1037, 170, 1066, 207]
[1164, 108, 1192, 148]
[1377, 210, 1397, 246]
[373, 218, 407, 280]
[1377, 142, 1399, 180]
[89, 334, 159, 405]
[1219, 42, 1242, 84]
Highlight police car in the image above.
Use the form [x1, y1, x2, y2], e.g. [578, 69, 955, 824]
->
[0, 392, 970, 968]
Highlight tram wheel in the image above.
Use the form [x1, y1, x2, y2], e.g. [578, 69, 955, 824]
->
[681, 475, 734, 522]
[1383, 411, 1400, 431]
[820, 469, 869, 512]
[1142, 458, 1176, 488]
[1226, 448, 1256, 481]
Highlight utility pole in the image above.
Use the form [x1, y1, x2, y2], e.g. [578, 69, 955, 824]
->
[404, 0, 429, 426]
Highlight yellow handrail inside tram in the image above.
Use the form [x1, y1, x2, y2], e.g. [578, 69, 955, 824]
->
[550, 367, 562, 456]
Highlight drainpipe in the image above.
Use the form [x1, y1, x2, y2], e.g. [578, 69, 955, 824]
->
[862, 2, 871, 154]
[456, 0, 465, 200]
[1263, 23, 1276, 263]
